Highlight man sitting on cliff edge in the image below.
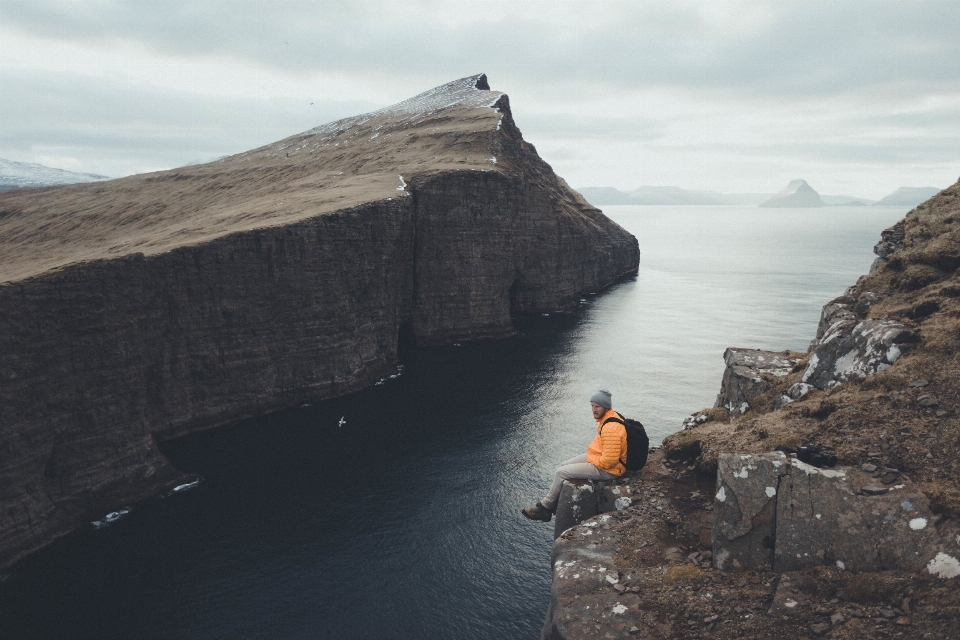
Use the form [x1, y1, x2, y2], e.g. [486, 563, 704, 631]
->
[522, 390, 627, 522]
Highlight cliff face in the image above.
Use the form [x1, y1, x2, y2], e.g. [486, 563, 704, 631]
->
[0, 74, 639, 569]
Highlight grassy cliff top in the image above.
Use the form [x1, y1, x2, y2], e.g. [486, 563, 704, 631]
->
[0, 75, 550, 284]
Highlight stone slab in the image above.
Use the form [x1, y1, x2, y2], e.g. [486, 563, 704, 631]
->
[775, 458, 960, 573]
[713, 452, 790, 571]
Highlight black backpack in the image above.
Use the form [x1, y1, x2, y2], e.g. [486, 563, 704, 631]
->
[601, 413, 650, 472]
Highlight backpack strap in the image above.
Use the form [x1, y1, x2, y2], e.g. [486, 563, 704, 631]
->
[599, 412, 627, 468]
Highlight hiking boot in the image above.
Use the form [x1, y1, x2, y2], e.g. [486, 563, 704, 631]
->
[521, 502, 553, 522]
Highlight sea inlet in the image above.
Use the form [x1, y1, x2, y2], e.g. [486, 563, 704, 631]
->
[1, 204, 908, 639]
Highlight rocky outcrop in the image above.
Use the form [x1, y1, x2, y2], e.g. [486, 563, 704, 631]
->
[869, 220, 906, 273]
[712, 348, 802, 415]
[0, 74, 639, 569]
[546, 180, 960, 638]
[798, 288, 919, 392]
[713, 452, 960, 575]
[758, 179, 825, 208]
[542, 514, 638, 640]
[553, 479, 630, 539]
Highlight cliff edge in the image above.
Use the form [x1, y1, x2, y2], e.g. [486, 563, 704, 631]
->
[0, 74, 639, 569]
[543, 178, 960, 638]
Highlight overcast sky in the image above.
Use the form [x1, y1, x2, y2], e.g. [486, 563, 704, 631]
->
[1, 0, 958, 198]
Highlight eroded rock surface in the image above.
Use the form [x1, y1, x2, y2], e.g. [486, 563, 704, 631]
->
[802, 313, 919, 390]
[553, 479, 633, 539]
[713, 452, 789, 571]
[713, 349, 801, 415]
[543, 452, 960, 639]
[712, 452, 960, 575]
[0, 74, 639, 569]
[542, 514, 637, 640]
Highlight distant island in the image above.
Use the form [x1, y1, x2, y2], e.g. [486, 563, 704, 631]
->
[873, 186, 942, 206]
[758, 179, 825, 207]
[578, 182, 943, 208]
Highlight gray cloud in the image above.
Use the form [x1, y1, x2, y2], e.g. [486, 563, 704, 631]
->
[1, 0, 958, 193]
[5, 1, 958, 95]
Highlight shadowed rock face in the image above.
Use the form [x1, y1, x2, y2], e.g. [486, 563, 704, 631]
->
[0, 74, 639, 569]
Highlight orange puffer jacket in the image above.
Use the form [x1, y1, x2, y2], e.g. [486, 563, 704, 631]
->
[586, 408, 627, 476]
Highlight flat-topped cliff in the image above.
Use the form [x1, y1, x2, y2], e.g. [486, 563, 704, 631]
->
[0, 74, 639, 569]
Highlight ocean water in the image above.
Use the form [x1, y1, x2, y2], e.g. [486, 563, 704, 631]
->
[0, 205, 909, 639]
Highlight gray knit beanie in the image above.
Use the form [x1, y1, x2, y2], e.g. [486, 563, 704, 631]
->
[590, 389, 612, 409]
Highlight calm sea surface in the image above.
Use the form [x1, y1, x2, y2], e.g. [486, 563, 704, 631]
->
[1, 205, 909, 639]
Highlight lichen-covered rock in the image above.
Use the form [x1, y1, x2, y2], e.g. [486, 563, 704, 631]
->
[775, 458, 960, 573]
[553, 479, 629, 539]
[713, 452, 790, 571]
[801, 317, 919, 389]
[713, 452, 960, 576]
[0, 74, 639, 569]
[542, 514, 640, 640]
[713, 348, 801, 416]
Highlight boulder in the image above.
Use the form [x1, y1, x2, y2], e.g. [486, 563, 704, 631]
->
[775, 459, 958, 573]
[801, 318, 919, 389]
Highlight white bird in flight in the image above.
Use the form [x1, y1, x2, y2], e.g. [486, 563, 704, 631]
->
[339, 416, 346, 427]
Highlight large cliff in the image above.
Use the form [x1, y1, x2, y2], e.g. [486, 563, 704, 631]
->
[0, 74, 639, 569]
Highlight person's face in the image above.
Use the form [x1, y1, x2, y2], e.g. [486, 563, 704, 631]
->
[590, 402, 606, 420]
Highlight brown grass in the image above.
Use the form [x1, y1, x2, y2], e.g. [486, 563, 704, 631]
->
[663, 565, 704, 585]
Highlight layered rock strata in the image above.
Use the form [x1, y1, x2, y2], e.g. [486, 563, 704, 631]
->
[0, 74, 639, 569]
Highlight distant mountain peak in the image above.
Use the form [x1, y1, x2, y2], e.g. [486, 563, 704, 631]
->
[758, 179, 825, 208]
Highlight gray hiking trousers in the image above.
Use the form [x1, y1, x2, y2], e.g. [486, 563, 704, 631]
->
[541, 453, 617, 511]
